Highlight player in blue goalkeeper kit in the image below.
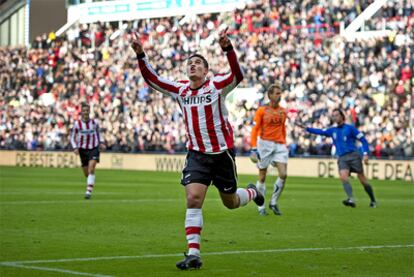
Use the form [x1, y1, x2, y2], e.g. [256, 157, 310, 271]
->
[296, 109, 377, 208]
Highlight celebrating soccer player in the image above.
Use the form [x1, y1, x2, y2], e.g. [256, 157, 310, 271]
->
[70, 102, 106, 199]
[130, 28, 264, 270]
[296, 108, 377, 208]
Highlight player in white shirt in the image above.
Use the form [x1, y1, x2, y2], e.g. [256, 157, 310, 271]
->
[130, 28, 264, 270]
[70, 103, 106, 199]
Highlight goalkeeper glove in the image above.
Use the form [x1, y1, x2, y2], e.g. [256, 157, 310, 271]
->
[250, 148, 260, 163]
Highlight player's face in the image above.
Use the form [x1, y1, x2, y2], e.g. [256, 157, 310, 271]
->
[186, 57, 208, 81]
[333, 111, 344, 124]
[81, 106, 90, 121]
[268, 88, 282, 105]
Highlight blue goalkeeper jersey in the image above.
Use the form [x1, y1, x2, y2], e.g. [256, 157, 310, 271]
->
[306, 124, 369, 157]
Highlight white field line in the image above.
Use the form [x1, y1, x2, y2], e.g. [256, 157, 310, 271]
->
[2, 244, 413, 265]
[1, 244, 412, 277]
[0, 198, 193, 205]
[0, 262, 113, 277]
[1, 198, 412, 205]
[1, 192, 125, 196]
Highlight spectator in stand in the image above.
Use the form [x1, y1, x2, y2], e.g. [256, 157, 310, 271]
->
[0, 0, 412, 159]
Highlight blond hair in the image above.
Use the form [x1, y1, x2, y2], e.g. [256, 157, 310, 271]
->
[267, 81, 282, 95]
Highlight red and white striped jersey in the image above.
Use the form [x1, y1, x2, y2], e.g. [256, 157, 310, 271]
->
[70, 119, 102, 149]
[138, 49, 244, 153]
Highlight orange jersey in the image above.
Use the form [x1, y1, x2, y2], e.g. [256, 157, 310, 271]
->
[251, 105, 287, 147]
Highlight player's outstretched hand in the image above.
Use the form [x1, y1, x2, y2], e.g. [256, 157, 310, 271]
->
[130, 32, 144, 55]
[363, 154, 369, 165]
[99, 143, 106, 151]
[218, 27, 231, 49]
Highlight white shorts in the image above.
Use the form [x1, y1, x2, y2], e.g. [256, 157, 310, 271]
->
[257, 138, 288, 169]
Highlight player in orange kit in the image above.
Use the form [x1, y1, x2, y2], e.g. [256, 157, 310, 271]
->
[250, 82, 288, 216]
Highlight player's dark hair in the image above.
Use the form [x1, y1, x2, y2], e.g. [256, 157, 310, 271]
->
[188, 53, 209, 69]
[267, 81, 282, 95]
[333, 108, 346, 120]
[81, 102, 90, 110]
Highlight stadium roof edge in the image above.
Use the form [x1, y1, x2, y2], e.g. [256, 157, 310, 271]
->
[65, 0, 252, 24]
[341, 0, 393, 41]
[55, 17, 79, 37]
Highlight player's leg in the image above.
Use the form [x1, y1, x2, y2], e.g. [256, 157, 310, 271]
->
[79, 149, 90, 198]
[81, 165, 89, 197]
[254, 140, 274, 215]
[338, 155, 356, 207]
[215, 149, 264, 209]
[176, 183, 206, 270]
[84, 148, 100, 199]
[185, 183, 207, 252]
[256, 168, 268, 215]
[177, 151, 211, 270]
[176, 183, 207, 270]
[218, 185, 264, 209]
[81, 166, 88, 177]
[349, 153, 376, 207]
[357, 173, 377, 207]
[79, 148, 89, 177]
[269, 162, 287, 215]
[268, 144, 289, 215]
[84, 159, 97, 199]
[339, 169, 356, 207]
[186, 183, 208, 208]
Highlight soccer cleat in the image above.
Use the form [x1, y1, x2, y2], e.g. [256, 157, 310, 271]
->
[269, 204, 282, 215]
[84, 192, 92, 200]
[342, 199, 356, 208]
[176, 253, 202, 270]
[247, 183, 265, 206]
[258, 209, 268, 216]
[369, 201, 377, 208]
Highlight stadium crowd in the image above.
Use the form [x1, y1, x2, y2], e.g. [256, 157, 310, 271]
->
[0, 0, 413, 158]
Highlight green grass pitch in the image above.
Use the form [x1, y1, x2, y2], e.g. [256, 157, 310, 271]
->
[0, 166, 413, 276]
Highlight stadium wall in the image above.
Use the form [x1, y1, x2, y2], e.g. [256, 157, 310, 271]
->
[29, 0, 66, 43]
[0, 151, 412, 182]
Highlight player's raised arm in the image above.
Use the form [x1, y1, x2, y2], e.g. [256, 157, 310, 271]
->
[130, 32, 183, 95]
[213, 27, 244, 95]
